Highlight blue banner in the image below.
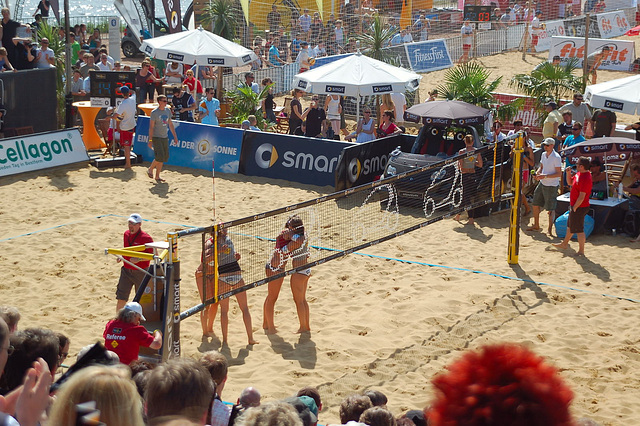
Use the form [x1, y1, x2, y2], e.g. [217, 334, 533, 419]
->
[133, 117, 243, 174]
[239, 131, 352, 187]
[404, 39, 453, 73]
[310, 53, 353, 70]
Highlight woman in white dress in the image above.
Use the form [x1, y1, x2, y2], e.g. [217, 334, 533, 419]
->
[325, 94, 342, 139]
[346, 108, 375, 143]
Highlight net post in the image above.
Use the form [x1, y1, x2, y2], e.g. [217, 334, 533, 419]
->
[508, 134, 524, 264]
[162, 231, 180, 361]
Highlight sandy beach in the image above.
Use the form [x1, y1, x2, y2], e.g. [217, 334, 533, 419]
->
[3, 41, 640, 425]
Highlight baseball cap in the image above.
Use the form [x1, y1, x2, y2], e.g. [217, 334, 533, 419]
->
[124, 302, 146, 320]
[300, 41, 309, 46]
[128, 213, 142, 223]
[120, 86, 130, 94]
[545, 101, 557, 109]
[298, 396, 318, 417]
[283, 397, 317, 426]
[542, 137, 555, 146]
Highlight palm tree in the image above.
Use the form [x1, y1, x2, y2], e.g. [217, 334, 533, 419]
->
[225, 83, 274, 130]
[510, 58, 582, 106]
[37, 21, 65, 128]
[201, 0, 238, 41]
[352, 13, 397, 64]
[436, 62, 521, 123]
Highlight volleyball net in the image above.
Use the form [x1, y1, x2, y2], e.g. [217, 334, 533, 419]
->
[179, 140, 514, 320]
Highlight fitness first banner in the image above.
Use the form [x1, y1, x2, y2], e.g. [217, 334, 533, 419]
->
[133, 117, 243, 174]
[549, 36, 635, 71]
[404, 39, 453, 73]
[596, 11, 631, 38]
[335, 134, 416, 191]
[0, 129, 89, 177]
[239, 131, 351, 187]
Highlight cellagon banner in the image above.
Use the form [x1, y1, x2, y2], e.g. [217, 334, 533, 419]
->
[161, 0, 182, 33]
[596, 11, 631, 39]
[334, 134, 416, 190]
[133, 117, 243, 174]
[0, 129, 89, 177]
[404, 39, 453, 73]
[549, 36, 635, 71]
[239, 131, 351, 187]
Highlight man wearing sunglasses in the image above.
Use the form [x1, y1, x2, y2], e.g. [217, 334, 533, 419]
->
[559, 93, 592, 133]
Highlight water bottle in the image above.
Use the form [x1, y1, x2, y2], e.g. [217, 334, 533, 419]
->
[618, 183, 624, 201]
[612, 229, 617, 236]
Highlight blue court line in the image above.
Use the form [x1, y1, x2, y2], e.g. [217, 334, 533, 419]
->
[2, 216, 637, 304]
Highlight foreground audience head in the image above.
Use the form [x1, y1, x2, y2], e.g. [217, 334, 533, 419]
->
[0, 328, 59, 392]
[146, 358, 214, 425]
[340, 394, 373, 424]
[364, 389, 388, 407]
[427, 343, 574, 426]
[296, 386, 323, 411]
[239, 386, 261, 408]
[200, 350, 228, 394]
[0, 318, 9, 374]
[0, 306, 21, 333]
[235, 401, 303, 426]
[359, 406, 396, 426]
[48, 365, 144, 426]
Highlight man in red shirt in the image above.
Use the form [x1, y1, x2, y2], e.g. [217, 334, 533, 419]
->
[104, 302, 162, 365]
[554, 157, 593, 256]
[116, 213, 154, 313]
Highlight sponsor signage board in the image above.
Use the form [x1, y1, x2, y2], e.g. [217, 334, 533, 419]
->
[0, 129, 89, 177]
[239, 131, 350, 187]
[404, 39, 453, 72]
[133, 117, 243, 173]
[596, 10, 631, 38]
[549, 36, 635, 71]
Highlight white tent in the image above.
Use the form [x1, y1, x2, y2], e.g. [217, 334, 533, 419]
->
[292, 51, 421, 97]
[140, 26, 257, 68]
[584, 74, 640, 115]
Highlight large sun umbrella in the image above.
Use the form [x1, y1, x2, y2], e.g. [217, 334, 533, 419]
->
[561, 137, 640, 163]
[404, 100, 491, 126]
[140, 26, 258, 98]
[584, 75, 640, 115]
[292, 51, 421, 97]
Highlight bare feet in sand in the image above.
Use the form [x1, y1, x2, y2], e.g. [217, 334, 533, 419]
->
[553, 243, 569, 250]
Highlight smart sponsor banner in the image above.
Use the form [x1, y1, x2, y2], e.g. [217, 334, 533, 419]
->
[133, 117, 243, 174]
[563, 15, 601, 38]
[549, 36, 635, 71]
[0, 128, 89, 177]
[334, 134, 416, 190]
[535, 20, 567, 52]
[596, 10, 631, 39]
[239, 131, 351, 187]
[404, 39, 453, 73]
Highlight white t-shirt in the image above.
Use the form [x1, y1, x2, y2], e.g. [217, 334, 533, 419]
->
[96, 61, 112, 71]
[539, 149, 562, 186]
[532, 17, 543, 35]
[35, 47, 54, 68]
[390, 92, 406, 123]
[461, 23, 473, 44]
[116, 96, 137, 131]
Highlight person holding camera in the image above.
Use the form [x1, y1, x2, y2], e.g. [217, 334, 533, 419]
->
[301, 95, 326, 137]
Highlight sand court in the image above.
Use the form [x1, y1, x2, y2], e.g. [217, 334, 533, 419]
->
[1, 161, 640, 424]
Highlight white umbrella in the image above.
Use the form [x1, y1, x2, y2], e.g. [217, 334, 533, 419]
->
[140, 26, 257, 67]
[292, 51, 421, 97]
[584, 74, 640, 115]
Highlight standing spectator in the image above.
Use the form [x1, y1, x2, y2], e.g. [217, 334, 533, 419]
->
[2, 8, 22, 64]
[289, 89, 304, 135]
[136, 60, 162, 103]
[334, 20, 345, 49]
[172, 85, 196, 122]
[114, 212, 153, 313]
[591, 107, 616, 137]
[262, 78, 277, 123]
[13, 39, 36, 70]
[79, 52, 98, 78]
[554, 157, 593, 255]
[416, 15, 431, 41]
[391, 92, 407, 124]
[199, 87, 221, 126]
[455, 134, 484, 225]
[299, 9, 312, 40]
[345, 108, 376, 143]
[310, 12, 323, 44]
[528, 138, 562, 235]
[296, 41, 313, 73]
[148, 95, 178, 182]
[542, 101, 562, 148]
[87, 28, 101, 53]
[530, 11, 544, 52]
[313, 40, 327, 57]
[459, 18, 473, 63]
[164, 61, 184, 84]
[96, 52, 113, 71]
[269, 37, 285, 66]
[103, 302, 162, 365]
[302, 95, 326, 137]
[114, 86, 137, 168]
[559, 93, 592, 133]
[488, 120, 506, 142]
[239, 71, 260, 94]
[183, 68, 204, 101]
[325, 94, 341, 138]
[267, 5, 281, 33]
[557, 110, 574, 142]
[69, 32, 81, 64]
[34, 37, 55, 68]
[33, 0, 50, 18]
[586, 46, 610, 84]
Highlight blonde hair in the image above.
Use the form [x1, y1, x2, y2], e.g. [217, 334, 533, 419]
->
[381, 94, 394, 109]
[0, 47, 7, 56]
[48, 366, 144, 426]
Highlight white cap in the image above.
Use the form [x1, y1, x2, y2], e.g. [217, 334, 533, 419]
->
[124, 302, 146, 321]
[542, 138, 555, 146]
[128, 213, 142, 224]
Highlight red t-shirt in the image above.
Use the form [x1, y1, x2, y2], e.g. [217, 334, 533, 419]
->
[123, 229, 154, 270]
[183, 77, 204, 94]
[103, 319, 155, 365]
[570, 171, 592, 208]
[380, 122, 398, 136]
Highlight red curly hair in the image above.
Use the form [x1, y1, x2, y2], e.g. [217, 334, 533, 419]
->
[427, 343, 575, 426]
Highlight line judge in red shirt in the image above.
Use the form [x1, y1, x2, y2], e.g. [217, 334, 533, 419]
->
[104, 302, 162, 365]
[116, 213, 154, 314]
[554, 157, 593, 256]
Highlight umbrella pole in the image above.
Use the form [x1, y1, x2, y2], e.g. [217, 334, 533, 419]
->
[605, 153, 610, 195]
[356, 97, 360, 129]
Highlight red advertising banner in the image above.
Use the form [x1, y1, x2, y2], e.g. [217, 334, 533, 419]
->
[493, 92, 543, 136]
